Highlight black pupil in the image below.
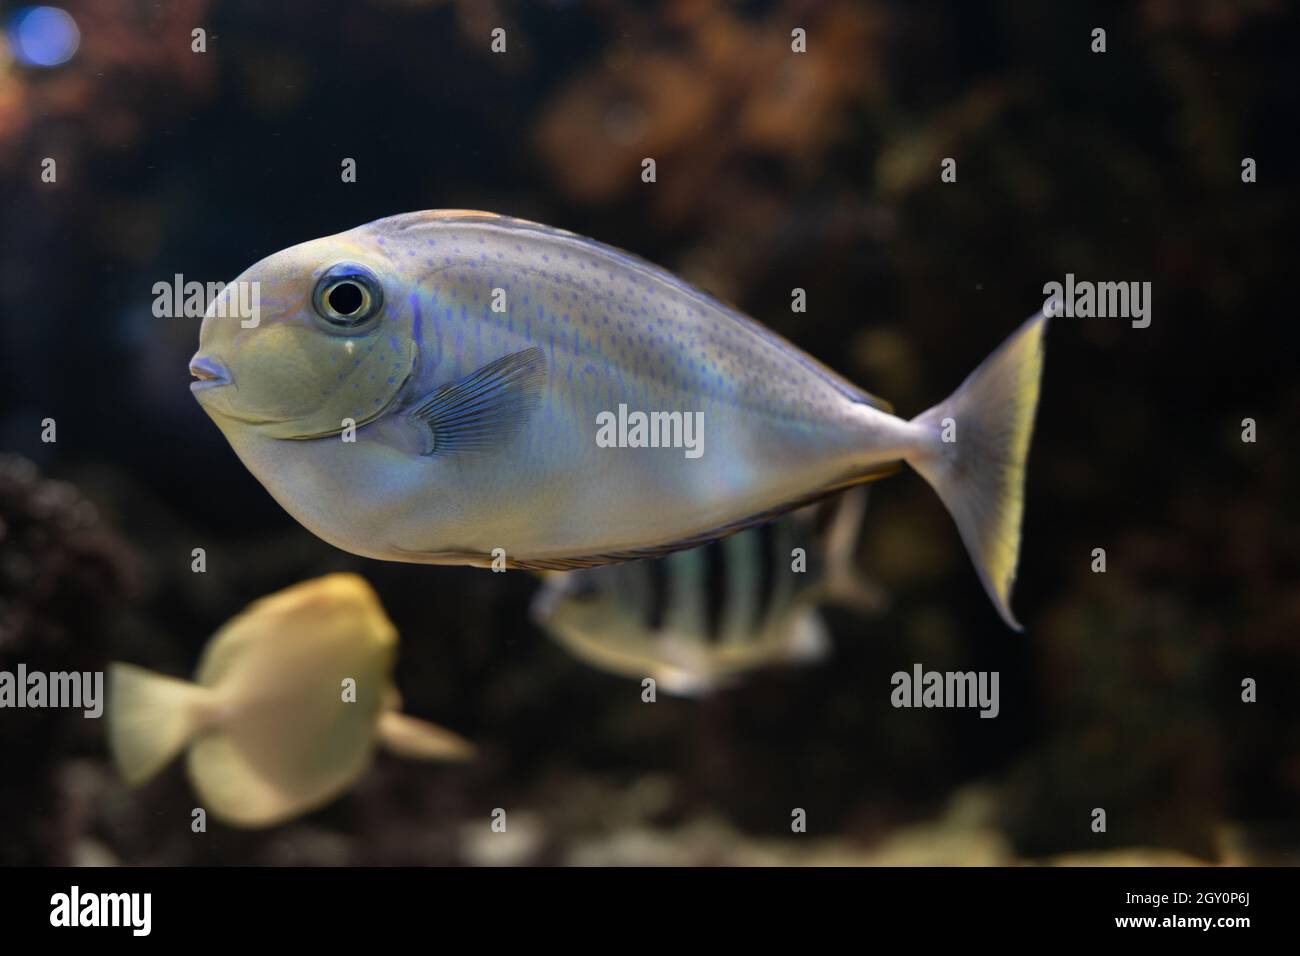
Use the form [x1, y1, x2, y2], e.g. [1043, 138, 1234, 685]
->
[327, 281, 365, 317]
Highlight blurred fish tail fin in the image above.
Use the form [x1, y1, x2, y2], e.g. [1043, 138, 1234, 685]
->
[107, 662, 212, 786]
[907, 312, 1048, 631]
[817, 488, 888, 614]
[377, 711, 476, 762]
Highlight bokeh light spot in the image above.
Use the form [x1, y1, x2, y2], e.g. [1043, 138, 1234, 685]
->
[7, 6, 80, 68]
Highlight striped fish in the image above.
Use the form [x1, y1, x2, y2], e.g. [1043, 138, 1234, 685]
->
[530, 489, 881, 696]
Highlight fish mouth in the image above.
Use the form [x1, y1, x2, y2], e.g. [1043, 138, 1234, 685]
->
[189, 355, 231, 392]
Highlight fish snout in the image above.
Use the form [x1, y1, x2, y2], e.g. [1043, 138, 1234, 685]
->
[189, 354, 231, 391]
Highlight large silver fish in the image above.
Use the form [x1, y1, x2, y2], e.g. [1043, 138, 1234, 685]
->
[190, 211, 1047, 629]
[531, 489, 882, 696]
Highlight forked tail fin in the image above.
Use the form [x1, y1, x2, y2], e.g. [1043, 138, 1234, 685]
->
[907, 312, 1048, 630]
[107, 662, 211, 786]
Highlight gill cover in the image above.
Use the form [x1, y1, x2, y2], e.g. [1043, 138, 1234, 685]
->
[235, 320, 416, 439]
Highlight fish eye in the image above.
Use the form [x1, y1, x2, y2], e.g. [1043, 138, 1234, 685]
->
[312, 263, 384, 331]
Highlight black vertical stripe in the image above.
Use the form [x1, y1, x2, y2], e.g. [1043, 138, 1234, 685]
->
[644, 557, 669, 631]
[753, 521, 776, 634]
[811, 496, 840, 537]
[702, 540, 727, 643]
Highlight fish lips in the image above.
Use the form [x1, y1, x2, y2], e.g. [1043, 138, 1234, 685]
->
[189, 355, 232, 392]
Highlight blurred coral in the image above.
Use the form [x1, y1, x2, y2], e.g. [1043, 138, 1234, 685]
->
[0, 0, 216, 171]
[0, 455, 136, 865]
[533, 0, 885, 223]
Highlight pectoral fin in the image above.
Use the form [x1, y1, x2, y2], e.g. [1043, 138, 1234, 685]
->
[377, 712, 476, 762]
[407, 347, 547, 456]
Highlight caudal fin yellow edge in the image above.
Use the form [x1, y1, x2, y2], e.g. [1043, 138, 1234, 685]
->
[907, 312, 1048, 630]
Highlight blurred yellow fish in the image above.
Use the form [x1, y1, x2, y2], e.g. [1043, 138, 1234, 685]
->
[106, 573, 473, 828]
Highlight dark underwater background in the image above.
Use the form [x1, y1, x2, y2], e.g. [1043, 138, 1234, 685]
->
[0, 0, 1296, 865]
